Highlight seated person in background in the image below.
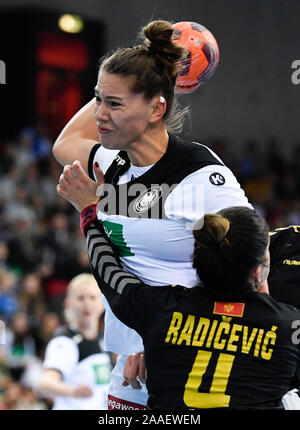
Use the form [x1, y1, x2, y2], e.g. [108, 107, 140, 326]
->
[37, 274, 111, 410]
[81, 205, 300, 410]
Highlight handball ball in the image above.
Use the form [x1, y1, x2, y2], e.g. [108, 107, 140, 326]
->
[172, 21, 220, 94]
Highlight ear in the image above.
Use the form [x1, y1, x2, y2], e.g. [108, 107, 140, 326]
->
[149, 96, 167, 123]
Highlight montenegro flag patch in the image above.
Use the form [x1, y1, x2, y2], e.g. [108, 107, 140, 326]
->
[213, 302, 245, 317]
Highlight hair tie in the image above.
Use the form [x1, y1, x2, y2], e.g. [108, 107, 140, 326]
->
[148, 45, 180, 60]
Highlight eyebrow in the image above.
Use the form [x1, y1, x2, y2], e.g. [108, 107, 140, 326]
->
[94, 88, 122, 101]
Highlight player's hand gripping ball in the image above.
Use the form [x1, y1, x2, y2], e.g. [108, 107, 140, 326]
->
[172, 21, 220, 94]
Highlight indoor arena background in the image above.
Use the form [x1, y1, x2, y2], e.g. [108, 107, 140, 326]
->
[0, 0, 299, 410]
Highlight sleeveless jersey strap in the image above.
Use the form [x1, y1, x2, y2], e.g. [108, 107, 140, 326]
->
[104, 151, 131, 185]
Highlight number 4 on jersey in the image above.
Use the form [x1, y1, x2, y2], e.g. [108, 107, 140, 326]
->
[184, 349, 235, 408]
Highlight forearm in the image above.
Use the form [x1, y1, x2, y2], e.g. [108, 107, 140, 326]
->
[37, 372, 75, 398]
[82, 213, 143, 325]
[86, 220, 142, 296]
[52, 98, 99, 171]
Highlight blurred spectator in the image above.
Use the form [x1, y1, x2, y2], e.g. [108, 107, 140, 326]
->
[34, 312, 61, 359]
[0, 164, 19, 205]
[238, 138, 262, 180]
[0, 240, 10, 272]
[0, 271, 18, 320]
[3, 312, 37, 381]
[0, 381, 47, 410]
[18, 273, 46, 327]
[6, 217, 39, 273]
[12, 129, 35, 175]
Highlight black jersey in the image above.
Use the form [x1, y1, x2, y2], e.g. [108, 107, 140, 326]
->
[269, 226, 300, 309]
[86, 222, 300, 410]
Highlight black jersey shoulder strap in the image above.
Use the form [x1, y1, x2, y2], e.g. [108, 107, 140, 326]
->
[88, 143, 130, 185]
[52, 325, 103, 361]
[88, 143, 101, 180]
[104, 151, 131, 185]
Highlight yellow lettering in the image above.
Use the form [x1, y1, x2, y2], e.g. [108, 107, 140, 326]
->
[213, 322, 230, 350]
[283, 259, 300, 266]
[165, 312, 183, 344]
[177, 315, 195, 346]
[261, 326, 277, 360]
[206, 320, 218, 348]
[192, 317, 211, 347]
[254, 329, 265, 357]
[227, 324, 243, 352]
[241, 326, 258, 354]
[184, 350, 235, 408]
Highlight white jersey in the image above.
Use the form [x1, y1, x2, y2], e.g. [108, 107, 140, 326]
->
[43, 327, 111, 410]
[88, 134, 252, 355]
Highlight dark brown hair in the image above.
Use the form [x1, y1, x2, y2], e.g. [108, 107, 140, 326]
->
[193, 207, 269, 292]
[99, 20, 189, 133]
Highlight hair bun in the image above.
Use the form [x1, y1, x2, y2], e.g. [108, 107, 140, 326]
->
[194, 214, 231, 249]
[142, 20, 186, 63]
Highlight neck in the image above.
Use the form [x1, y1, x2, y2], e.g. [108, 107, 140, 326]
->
[74, 320, 98, 340]
[257, 280, 269, 294]
[127, 126, 169, 167]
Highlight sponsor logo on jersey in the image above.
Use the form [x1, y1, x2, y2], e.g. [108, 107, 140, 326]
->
[213, 302, 245, 317]
[107, 394, 146, 410]
[209, 172, 225, 186]
[134, 185, 163, 214]
[114, 154, 126, 166]
[283, 259, 300, 266]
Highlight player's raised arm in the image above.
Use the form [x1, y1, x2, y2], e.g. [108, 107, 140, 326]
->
[52, 98, 99, 173]
[83, 218, 144, 318]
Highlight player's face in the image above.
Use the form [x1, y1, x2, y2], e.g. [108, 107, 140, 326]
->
[69, 282, 104, 326]
[94, 70, 154, 150]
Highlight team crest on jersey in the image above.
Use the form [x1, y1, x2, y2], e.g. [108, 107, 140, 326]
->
[134, 185, 163, 214]
[209, 172, 225, 186]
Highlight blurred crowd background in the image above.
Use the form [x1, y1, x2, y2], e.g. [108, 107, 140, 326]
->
[0, 124, 299, 409]
[0, 125, 95, 409]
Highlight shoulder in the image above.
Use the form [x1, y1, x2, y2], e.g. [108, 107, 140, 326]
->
[170, 134, 224, 168]
[270, 226, 300, 259]
[254, 292, 300, 319]
[52, 326, 77, 339]
[268, 226, 300, 309]
[44, 333, 80, 370]
[47, 327, 81, 352]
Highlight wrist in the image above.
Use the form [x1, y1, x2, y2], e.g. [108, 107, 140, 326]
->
[80, 204, 98, 237]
